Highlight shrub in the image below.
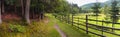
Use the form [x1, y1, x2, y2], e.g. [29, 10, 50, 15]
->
[9, 24, 26, 33]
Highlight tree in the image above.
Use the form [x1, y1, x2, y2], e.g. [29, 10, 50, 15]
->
[79, 7, 82, 13]
[110, 0, 119, 23]
[100, 4, 111, 21]
[110, 0, 119, 32]
[71, 4, 79, 15]
[20, 0, 25, 17]
[91, 3, 101, 16]
[0, 0, 2, 24]
[91, 2, 101, 24]
[3, 0, 73, 24]
[25, 0, 31, 24]
[1, 0, 5, 13]
[5, 0, 18, 12]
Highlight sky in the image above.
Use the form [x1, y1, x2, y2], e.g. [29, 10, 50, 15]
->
[66, 0, 109, 6]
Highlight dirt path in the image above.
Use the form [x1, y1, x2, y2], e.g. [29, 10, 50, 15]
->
[44, 17, 67, 37]
[54, 25, 67, 37]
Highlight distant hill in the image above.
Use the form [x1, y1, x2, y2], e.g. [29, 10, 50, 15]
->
[104, 0, 120, 6]
[80, 0, 120, 10]
[81, 3, 104, 10]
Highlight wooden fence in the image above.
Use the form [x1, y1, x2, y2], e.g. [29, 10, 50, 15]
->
[56, 15, 120, 37]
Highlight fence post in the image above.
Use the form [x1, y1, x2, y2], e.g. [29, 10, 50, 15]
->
[112, 19, 114, 32]
[62, 16, 64, 21]
[72, 14, 73, 26]
[86, 15, 88, 34]
[60, 16, 62, 21]
[78, 17, 79, 28]
[101, 20, 104, 36]
[101, 36, 105, 37]
[78, 17, 79, 24]
[68, 15, 70, 24]
[64, 16, 67, 23]
[67, 15, 69, 24]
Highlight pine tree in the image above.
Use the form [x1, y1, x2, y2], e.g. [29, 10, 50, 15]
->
[110, 0, 119, 23]
[110, 0, 119, 32]
[91, 3, 101, 16]
[91, 1, 101, 24]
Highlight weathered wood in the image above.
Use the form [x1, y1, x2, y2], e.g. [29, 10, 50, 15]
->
[60, 15, 120, 37]
[78, 18, 120, 24]
[78, 18, 79, 24]
[73, 24, 105, 37]
[112, 19, 115, 32]
[72, 14, 73, 26]
[101, 20, 104, 36]
[67, 15, 70, 24]
[86, 15, 88, 34]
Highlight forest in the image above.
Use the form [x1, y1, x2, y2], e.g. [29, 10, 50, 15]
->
[0, 0, 120, 37]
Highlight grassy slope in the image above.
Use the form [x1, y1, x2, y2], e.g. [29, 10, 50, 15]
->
[46, 14, 90, 37]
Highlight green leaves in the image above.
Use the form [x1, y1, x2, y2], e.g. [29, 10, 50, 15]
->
[91, 3, 101, 16]
[5, 0, 18, 5]
[9, 24, 26, 33]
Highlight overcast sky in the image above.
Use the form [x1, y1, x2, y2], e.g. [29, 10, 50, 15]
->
[66, 0, 109, 6]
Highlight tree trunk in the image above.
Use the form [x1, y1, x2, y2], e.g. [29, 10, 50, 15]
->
[25, 0, 31, 24]
[21, 0, 24, 17]
[1, 0, 4, 13]
[0, 0, 2, 24]
[39, 12, 44, 20]
[32, 10, 34, 19]
[14, 5, 17, 13]
[41, 12, 44, 19]
[39, 12, 41, 20]
[2, 3, 4, 13]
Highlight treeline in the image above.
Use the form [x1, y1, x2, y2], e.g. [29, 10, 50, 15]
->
[91, 0, 119, 23]
[54, 0, 120, 23]
[0, 0, 79, 25]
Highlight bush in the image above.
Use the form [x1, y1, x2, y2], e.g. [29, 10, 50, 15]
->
[9, 24, 26, 33]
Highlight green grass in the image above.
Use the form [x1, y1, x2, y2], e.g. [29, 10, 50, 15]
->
[46, 14, 90, 37]
[57, 21, 90, 37]
[47, 21, 61, 37]
[45, 14, 61, 37]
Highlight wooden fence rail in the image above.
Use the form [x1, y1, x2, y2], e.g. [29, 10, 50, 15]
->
[73, 17, 120, 24]
[56, 15, 120, 37]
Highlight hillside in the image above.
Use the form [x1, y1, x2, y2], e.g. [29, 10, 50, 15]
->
[80, 0, 120, 10]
